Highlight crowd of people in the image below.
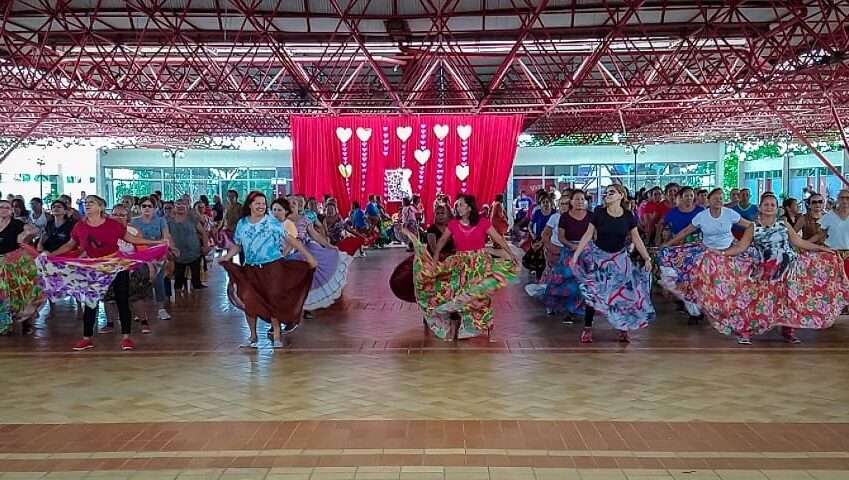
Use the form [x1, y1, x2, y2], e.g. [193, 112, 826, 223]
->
[519, 183, 849, 344]
[2, 181, 849, 350]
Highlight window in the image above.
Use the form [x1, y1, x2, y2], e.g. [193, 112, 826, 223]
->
[104, 165, 290, 206]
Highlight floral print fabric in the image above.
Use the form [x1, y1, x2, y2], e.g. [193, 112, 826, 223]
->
[36, 244, 169, 309]
[657, 243, 706, 316]
[572, 242, 655, 331]
[691, 250, 764, 336]
[692, 247, 849, 337]
[534, 246, 584, 316]
[0, 247, 45, 334]
[411, 239, 517, 339]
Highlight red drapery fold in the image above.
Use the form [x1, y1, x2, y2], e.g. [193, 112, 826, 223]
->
[292, 115, 523, 220]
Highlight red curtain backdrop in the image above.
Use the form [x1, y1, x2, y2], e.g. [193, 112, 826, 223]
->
[291, 115, 524, 220]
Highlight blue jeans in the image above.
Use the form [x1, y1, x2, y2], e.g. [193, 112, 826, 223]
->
[152, 269, 166, 303]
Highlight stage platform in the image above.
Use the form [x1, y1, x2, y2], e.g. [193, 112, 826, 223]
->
[1, 248, 848, 479]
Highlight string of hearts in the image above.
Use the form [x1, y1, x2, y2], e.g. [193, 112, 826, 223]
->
[356, 127, 371, 193]
[335, 127, 353, 195]
[336, 123, 473, 194]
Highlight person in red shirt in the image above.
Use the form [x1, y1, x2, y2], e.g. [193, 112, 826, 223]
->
[51, 195, 166, 352]
[637, 187, 664, 243]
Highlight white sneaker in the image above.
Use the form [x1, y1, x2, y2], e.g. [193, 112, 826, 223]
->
[157, 308, 171, 320]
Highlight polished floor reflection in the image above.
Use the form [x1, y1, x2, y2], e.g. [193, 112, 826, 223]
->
[1, 248, 848, 479]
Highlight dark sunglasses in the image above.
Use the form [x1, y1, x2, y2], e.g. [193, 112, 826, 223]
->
[811, 200, 824, 204]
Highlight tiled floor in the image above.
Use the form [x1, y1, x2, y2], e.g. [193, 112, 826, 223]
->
[1, 248, 848, 477]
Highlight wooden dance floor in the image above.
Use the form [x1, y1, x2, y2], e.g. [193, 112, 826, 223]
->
[2, 248, 849, 479]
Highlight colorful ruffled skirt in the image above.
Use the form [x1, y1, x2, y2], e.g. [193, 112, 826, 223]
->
[691, 250, 849, 336]
[411, 240, 516, 339]
[780, 251, 849, 329]
[573, 243, 655, 331]
[289, 241, 353, 310]
[526, 246, 584, 316]
[222, 258, 314, 326]
[37, 244, 169, 309]
[657, 243, 706, 316]
[0, 248, 45, 334]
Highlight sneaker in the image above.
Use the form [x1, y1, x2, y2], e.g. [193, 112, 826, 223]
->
[580, 328, 593, 344]
[272, 339, 284, 349]
[737, 336, 752, 345]
[561, 317, 575, 325]
[157, 309, 171, 320]
[72, 338, 94, 351]
[240, 338, 258, 349]
[99, 322, 114, 334]
[193, 284, 208, 290]
[618, 331, 630, 343]
[140, 320, 152, 335]
[783, 332, 801, 344]
[545, 308, 555, 316]
[303, 311, 314, 320]
[120, 338, 135, 351]
[282, 323, 300, 335]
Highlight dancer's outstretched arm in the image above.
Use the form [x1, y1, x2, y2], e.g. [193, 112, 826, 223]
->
[663, 224, 697, 247]
[487, 227, 519, 265]
[720, 225, 753, 256]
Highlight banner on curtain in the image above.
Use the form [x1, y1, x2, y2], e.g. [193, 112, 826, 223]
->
[292, 115, 523, 221]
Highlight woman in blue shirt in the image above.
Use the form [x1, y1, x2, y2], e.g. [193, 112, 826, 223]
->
[219, 191, 317, 349]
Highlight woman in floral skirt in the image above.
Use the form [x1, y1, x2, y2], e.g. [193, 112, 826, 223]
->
[402, 194, 517, 341]
[570, 184, 655, 343]
[695, 193, 849, 344]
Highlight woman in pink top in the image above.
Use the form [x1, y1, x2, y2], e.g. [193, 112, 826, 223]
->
[403, 194, 517, 341]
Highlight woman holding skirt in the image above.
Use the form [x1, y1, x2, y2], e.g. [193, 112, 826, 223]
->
[527, 190, 590, 323]
[287, 197, 353, 313]
[0, 199, 44, 335]
[403, 194, 517, 341]
[571, 185, 655, 343]
[694, 193, 848, 344]
[219, 192, 316, 349]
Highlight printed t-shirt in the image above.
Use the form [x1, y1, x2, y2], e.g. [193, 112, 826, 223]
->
[233, 215, 286, 266]
[71, 217, 127, 258]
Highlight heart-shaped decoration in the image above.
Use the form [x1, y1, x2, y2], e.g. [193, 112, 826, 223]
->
[414, 149, 430, 165]
[396, 126, 413, 142]
[336, 127, 353, 143]
[338, 164, 352, 178]
[433, 124, 449, 140]
[356, 127, 372, 142]
[457, 124, 472, 141]
[455, 164, 470, 181]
